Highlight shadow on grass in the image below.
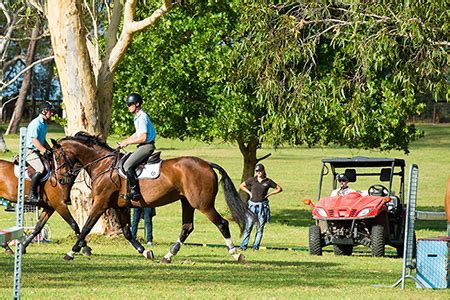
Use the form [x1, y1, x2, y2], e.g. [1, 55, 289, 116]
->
[0, 253, 375, 290]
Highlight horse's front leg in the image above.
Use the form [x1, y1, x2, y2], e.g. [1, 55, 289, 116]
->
[116, 208, 154, 260]
[64, 206, 106, 261]
[52, 201, 92, 256]
[21, 207, 54, 253]
[2, 242, 13, 254]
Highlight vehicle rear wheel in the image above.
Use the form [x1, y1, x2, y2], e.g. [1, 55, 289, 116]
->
[309, 225, 322, 256]
[371, 224, 385, 257]
[333, 244, 353, 256]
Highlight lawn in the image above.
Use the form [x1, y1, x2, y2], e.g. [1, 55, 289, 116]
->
[0, 123, 449, 299]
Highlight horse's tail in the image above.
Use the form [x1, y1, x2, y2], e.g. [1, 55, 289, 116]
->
[210, 163, 250, 236]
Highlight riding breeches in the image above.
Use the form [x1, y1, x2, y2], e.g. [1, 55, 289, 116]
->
[26, 150, 45, 173]
[123, 143, 155, 172]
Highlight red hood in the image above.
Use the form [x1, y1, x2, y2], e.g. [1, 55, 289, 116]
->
[314, 192, 387, 219]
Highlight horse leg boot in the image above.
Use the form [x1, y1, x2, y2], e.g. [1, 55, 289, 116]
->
[161, 223, 194, 264]
[217, 218, 245, 263]
[27, 172, 43, 204]
[125, 168, 141, 201]
[162, 200, 195, 263]
[117, 208, 154, 260]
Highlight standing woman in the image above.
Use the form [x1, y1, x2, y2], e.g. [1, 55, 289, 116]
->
[25, 101, 54, 204]
[239, 163, 282, 250]
[118, 93, 156, 201]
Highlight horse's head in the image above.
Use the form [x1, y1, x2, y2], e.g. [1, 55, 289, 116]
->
[51, 139, 81, 185]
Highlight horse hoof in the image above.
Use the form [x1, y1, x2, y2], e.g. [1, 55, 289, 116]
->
[82, 246, 92, 257]
[143, 250, 154, 260]
[160, 257, 171, 264]
[237, 253, 246, 264]
[63, 254, 74, 261]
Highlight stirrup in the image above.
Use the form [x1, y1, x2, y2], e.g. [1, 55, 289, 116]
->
[27, 194, 41, 204]
[124, 191, 142, 201]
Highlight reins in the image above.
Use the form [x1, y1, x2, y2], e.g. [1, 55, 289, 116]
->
[54, 142, 122, 188]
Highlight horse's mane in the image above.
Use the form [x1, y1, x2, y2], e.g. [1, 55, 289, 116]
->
[59, 132, 115, 151]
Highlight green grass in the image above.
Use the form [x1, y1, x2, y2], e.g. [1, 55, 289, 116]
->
[1, 123, 449, 299]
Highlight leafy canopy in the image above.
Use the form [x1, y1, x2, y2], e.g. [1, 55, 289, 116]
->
[113, 0, 448, 153]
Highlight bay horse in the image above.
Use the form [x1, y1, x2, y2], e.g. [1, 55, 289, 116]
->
[0, 157, 91, 255]
[52, 132, 251, 263]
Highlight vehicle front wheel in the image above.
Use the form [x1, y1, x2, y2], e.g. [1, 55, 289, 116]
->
[371, 224, 385, 257]
[309, 225, 322, 256]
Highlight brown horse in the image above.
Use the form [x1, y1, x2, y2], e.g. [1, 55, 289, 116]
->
[0, 157, 91, 255]
[52, 132, 250, 263]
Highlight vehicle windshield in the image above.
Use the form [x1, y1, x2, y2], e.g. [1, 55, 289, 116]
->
[319, 166, 402, 199]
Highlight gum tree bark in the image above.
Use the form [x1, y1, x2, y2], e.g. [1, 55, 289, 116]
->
[44, 0, 174, 234]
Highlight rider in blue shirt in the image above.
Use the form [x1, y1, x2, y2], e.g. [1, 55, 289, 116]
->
[25, 102, 54, 204]
[118, 93, 156, 201]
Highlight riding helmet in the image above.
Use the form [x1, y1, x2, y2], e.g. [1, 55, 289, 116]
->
[39, 101, 54, 112]
[126, 93, 143, 106]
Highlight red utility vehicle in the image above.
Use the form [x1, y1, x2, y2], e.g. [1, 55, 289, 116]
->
[304, 157, 411, 257]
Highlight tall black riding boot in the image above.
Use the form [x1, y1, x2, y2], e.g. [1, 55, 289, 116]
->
[28, 172, 43, 204]
[125, 168, 141, 201]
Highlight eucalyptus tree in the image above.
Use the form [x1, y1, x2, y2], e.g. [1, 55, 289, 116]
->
[28, 0, 181, 233]
[114, 0, 448, 183]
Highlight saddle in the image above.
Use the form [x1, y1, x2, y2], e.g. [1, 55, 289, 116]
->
[13, 155, 51, 182]
[118, 151, 162, 180]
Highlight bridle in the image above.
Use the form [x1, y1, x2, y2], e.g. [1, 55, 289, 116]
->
[53, 146, 82, 185]
[53, 142, 121, 187]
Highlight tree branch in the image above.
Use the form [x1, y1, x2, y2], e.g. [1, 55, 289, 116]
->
[0, 55, 54, 92]
[108, 0, 173, 73]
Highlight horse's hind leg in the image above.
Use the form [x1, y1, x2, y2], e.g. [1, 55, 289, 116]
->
[204, 207, 245, 264]
[161, 198, 195, 264]
[116, 208, 154, 260]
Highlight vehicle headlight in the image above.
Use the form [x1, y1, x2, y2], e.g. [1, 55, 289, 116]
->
[316, 208, 328, 217]
[357, 208, 373, 217]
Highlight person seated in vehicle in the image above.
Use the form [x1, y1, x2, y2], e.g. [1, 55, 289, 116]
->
[331, 174, 356, 196]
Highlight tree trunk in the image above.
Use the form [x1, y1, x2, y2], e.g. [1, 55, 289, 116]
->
[0, 129, 8, 152]
[45, 0, 174, 235]
[46, 0, 120, 234]
[5, 18, 41, 135]
[237, 136, 259, 201]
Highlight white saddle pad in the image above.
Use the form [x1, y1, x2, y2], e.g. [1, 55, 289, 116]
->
[14, 165, 50, 182]
[119, 161, 162, 180]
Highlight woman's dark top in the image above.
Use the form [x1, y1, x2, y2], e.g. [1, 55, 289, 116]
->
[244, 177, 277, 202]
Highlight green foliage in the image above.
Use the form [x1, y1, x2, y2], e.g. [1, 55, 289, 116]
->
[113, 0, 447, 153]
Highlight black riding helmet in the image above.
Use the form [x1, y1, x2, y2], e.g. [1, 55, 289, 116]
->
[40, 101, 54, 112]
[126, 93, 143, 106]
